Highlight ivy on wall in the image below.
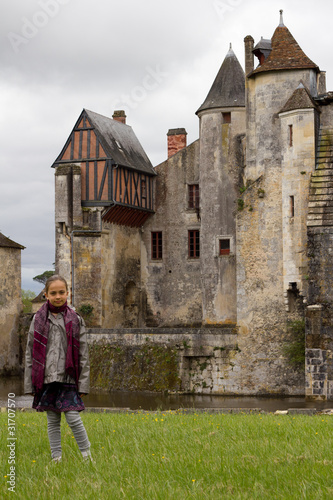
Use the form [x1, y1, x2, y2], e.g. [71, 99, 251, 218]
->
[89, 342, 182, 393]
[283, 320, 305, 370]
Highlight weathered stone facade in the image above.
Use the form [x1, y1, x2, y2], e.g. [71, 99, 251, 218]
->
[52, 14, 333, 398]
[0, 234, 24, 375]
[141, 140, 202, 327]
[87, 326, 239, 394]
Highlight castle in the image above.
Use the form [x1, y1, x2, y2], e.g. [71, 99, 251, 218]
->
[52, 12, 333, 398]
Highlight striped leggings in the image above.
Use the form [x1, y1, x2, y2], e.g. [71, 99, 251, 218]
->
[47, 410, 90, 459]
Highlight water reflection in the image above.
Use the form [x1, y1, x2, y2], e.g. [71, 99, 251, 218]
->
[1, 377, 332, 412]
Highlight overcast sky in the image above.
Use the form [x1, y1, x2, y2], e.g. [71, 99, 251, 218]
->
[1, 0, 332, 294]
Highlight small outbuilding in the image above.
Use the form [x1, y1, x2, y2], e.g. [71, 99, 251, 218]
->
[0, 232, 25, 375]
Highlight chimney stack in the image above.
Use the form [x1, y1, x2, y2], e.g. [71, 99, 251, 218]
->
[112, 110, 126, 124]
[167, 128, 187, 158]
[318, 71, 327, 95]
[244, 35, 254, 76]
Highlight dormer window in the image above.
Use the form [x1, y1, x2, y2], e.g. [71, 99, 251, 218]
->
[253, 37, 272, 66]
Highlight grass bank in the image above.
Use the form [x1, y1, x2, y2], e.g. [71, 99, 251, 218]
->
[1, 410, 333, 499]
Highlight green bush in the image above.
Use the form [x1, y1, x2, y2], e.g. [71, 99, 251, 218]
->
[283, 320, 305, 369]
[21, 290, 36, 313]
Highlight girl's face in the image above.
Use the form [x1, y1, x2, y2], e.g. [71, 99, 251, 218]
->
[45, 280, 69, 307]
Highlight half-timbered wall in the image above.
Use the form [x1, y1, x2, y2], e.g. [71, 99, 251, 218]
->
[55, 113, 154, 210]
[112, 167, 153, 210]
[60, 115, 107, 161]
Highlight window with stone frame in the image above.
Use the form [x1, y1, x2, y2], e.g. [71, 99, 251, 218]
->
[188, 184, 200, 210]
[222, 112, 231, 124]
[219, 238, 231, 255]
[188, 230, 200, 258]
[290, 195, 295, 217]
[288, 124, 293, 147]
[151, 231, 163, 260]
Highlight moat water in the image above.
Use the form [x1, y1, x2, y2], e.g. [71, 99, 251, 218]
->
[1, 377, 332, 412]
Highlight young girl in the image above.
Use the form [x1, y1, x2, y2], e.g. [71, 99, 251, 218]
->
[24, 275, 92, 462]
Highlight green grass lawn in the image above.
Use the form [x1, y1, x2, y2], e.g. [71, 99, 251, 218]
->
[1, 410, 333, 499]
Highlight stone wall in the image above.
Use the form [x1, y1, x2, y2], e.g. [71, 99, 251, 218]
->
[305, 305, 333, 400]
[0, 247, 23, 375]
[87, 327, 239, 394]
[199, 108, 245, 324]
[86, 326, 303, 395]
[235, 168, 304, 395]
[141, 140, 203, 326]
[306, 227, 333, 400]
[245, 69, 318, 181]
[101, 223, 142, 328]
[279, 108, 316, 301]
[306, 119, 333, 399]
[72, 230, 102, 326]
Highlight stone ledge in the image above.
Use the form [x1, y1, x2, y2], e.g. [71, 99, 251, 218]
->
[87, 327, 238, 336]
[2, 406, 330, 415]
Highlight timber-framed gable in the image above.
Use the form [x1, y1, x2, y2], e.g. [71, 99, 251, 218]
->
[52, 108, 156, 227]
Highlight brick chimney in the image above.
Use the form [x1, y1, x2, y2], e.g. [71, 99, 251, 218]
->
[167, 128, 187, 158]
[112, 110, 127, 124]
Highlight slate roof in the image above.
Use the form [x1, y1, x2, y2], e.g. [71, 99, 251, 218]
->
[0, 232, 25, 249]
[31, 289, 46, 303]
[84, 110, 155, 175]
[253, 37, 272, 52]
[253, 37, 272, 63]
[196, 46, 245, 114]
[250, 24, 318, 76]
[53, 109, 156, 175]
[279, 83, 320, 114]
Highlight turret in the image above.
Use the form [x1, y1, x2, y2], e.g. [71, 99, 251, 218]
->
[196, 46, 246, 324]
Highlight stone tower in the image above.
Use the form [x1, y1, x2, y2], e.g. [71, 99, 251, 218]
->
[238, 10, 321, 330]
[196, 45, 246, 324]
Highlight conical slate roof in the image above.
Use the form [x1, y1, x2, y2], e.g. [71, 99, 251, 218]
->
[279, 83, 320, 114]
[196, 46, 245, 114]
[250, 23, 318, 76]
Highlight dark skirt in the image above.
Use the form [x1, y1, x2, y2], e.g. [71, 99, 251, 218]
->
[33, 382, 85, 412]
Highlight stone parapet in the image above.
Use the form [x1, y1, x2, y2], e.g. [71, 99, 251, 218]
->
[86, 327, 241, 394]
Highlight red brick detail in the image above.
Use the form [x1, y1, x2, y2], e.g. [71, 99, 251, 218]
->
[112, 110, 126, 124]
[167, 128, 187, 158]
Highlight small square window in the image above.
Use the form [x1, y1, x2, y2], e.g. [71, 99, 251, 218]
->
[222, 112, 231, 124]
[219, 239, 230, 255]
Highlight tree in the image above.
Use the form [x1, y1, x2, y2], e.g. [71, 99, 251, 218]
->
[33, 270, 55, 285]
[22, 290, 36, 313]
